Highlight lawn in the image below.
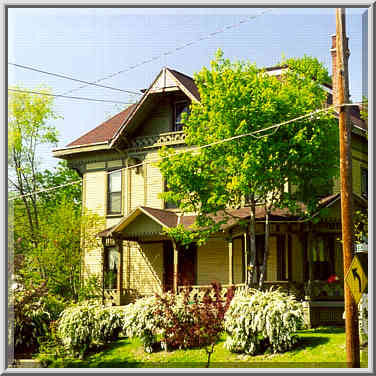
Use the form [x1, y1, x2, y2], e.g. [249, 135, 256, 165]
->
[38, 326, 368, 369]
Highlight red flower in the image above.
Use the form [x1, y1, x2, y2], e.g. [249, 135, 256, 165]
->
[327, 274, 339, 283]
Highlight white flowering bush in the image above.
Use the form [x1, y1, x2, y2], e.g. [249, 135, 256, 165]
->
[358, 293, 368, 343]
[57, 302, 124, 356]
[122, 295, 163, 353]
[224, 288, 304, 355]
[123, 284, 234, 354]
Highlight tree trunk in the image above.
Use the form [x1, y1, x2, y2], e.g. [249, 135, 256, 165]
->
[247, 194, 257, 288]
[259, 209, 270, 289]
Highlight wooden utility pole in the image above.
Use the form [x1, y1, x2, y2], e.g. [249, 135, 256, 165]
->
[336, 8, 360, 368]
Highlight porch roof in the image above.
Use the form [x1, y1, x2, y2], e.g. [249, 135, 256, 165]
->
[97, 193, 366, 239]
[98, 204, 307, 239]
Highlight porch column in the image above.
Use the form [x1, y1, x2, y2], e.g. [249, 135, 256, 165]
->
[228, 233, 233, 286]
[115, 238, 124, 300]
[306, 229, 314, 300]
[307, 232, 313, 281]
[243, 233, 247, 284]
[101, 238, 106, 306]
[172, 240, 178, 293]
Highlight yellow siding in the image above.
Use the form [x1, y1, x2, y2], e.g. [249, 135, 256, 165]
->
[233, 237, 244, 284]
[106, 217, 123, 228]
[84, 171, 106, 216]
[135, 100, 172, 137]
[124, 241, 163, 295]
[197, 239, 229, 285]
[107, 160, 123, 169]
[130, 168, 145, 210]
[352, 157, 368, 197]
[333, 144, 367, 195]
[145, 152, 164, 208]
[87, 162, 106, 170]
[83, 247, 102, 278]
[122, 215, 162, 236]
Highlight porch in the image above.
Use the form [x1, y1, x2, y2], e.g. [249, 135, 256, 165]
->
[96, 205, 349, 326]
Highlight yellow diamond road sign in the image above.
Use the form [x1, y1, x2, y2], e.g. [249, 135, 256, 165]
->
[345, 254, 368, 304]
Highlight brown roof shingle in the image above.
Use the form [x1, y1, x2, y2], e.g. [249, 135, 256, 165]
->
[67, 103, 137, 147]
[169, 69, 200, 101]
[140, 207, 178, 228]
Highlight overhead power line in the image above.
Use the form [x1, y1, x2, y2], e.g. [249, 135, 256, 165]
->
[9, 62, 142, 96]
[8, 102, 363, 202]
[61, 9, 272, 96]
[8, 88, 135, 105]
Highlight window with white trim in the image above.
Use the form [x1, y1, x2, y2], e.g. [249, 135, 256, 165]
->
[174, 101, 190, 131]
[104, 246, 119, 290]
[107, 170, 122, 214]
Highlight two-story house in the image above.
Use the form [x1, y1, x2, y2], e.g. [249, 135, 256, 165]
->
[53, 35, 367, 327]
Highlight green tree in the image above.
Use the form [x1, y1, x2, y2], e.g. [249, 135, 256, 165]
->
[14, 199, 105, 301]
[36, 160, 82, 208]
[158, 50, 339, 287]
[8, 86, 60, 245]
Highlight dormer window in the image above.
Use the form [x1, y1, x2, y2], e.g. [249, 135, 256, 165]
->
[107, 170, 122, 215]
[174, 101, 190, 131]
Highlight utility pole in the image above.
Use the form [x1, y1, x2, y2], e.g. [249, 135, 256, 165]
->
[336, 8, 360, 368]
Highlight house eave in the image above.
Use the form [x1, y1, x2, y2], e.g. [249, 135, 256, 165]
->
[52, 142, 110, 158]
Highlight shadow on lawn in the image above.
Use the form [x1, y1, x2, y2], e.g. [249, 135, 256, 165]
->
[62, 340, 141, 368]
[308, 326, 345, 334]
[294, 335, 329, 350]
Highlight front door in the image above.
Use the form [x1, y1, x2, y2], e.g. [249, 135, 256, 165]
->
[178, 243, 196, 287]
[163, 241, 196, 291]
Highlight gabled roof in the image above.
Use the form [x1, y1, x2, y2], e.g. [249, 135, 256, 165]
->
[109, 67, 199, 148]
[169, 69, 200, 101]
[99, 206, 179, 238]
[66, 103, 137, 147]
[55, 65, 367, 156]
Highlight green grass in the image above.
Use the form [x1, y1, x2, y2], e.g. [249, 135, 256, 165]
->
[38, 326, 368, 369]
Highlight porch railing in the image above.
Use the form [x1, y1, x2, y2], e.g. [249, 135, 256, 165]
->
[177, 283, 246, 294]
[127, 130, 186, 150]
[178, 281, 306, 299]
[304, 280, 344, 301]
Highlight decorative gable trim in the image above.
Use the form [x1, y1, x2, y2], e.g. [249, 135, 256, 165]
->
[109, 68, 198, 149]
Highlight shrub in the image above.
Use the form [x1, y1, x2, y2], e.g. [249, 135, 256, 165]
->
[224, 288, 304, 355]
[156, 283, 234, 350]
[12, 280, 51, 355]
[359, 293, 368, 344]
[57, 302, 124, 356]
[122, 296, 162, 353]
[123, 282, 234, 366]
[77, 274, 103, 302]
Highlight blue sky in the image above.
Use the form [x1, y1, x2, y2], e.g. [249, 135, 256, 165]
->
[8, 7, 368, 170]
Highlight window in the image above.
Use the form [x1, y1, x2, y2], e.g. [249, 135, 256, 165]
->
[174, 101, 190, 131]
[104, 246, 119, 289]
[361, 168, 368, 198]
[312, 235, 335, 281]
[107, 170, 122, 214]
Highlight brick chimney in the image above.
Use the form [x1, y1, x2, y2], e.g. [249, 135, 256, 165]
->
[330, 34, 350, 109]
